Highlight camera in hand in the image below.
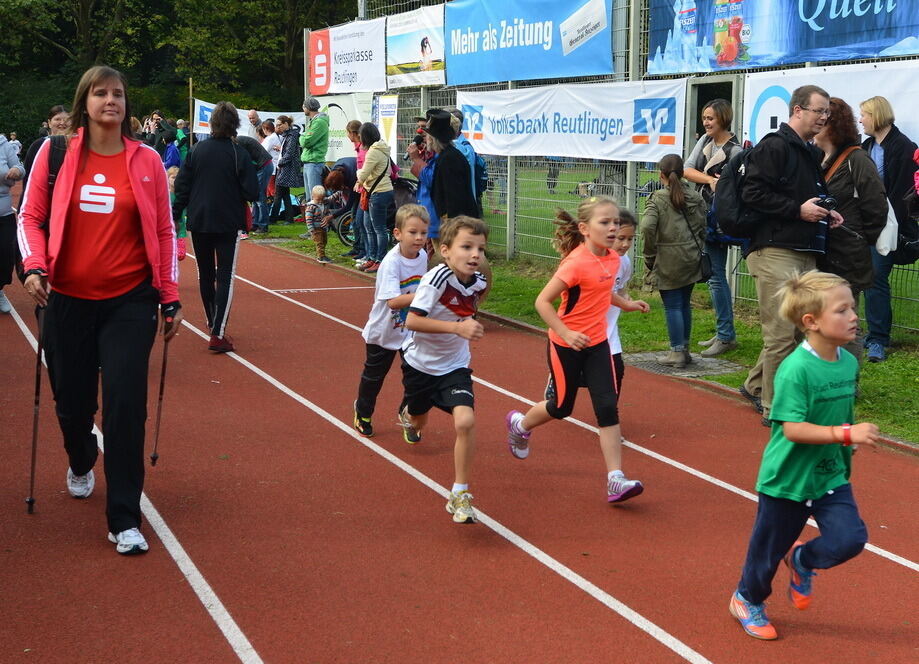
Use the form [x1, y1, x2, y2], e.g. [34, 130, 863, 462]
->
[816, 195, 837, 212]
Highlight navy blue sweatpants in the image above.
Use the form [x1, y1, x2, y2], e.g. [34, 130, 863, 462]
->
[737, 483, 867, 605]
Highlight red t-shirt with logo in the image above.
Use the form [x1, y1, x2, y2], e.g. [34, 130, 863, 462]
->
[548, 243, 620, 348]
[53, 150, 150, 300]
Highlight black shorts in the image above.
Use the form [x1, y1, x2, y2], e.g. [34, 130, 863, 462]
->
[401, 362, 475, 415]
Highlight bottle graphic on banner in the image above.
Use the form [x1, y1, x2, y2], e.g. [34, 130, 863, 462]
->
[679, 0, 698, 62]
[647, 0, 712, 74]
[713, 0, 749, 65]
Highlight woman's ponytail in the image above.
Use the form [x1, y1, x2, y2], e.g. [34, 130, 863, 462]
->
[659, 153, 686, 211]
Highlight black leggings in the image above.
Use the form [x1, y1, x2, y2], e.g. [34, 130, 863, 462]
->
[355, 343, 401, 418]
[0, 213, 16, 288]
[545, 340, 620, 427]
[270, 185, 295, 223]
[43, 280, 158, 533]
[191, 231, 240, 337]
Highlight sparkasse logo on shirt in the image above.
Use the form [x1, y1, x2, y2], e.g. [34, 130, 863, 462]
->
[79, 174, 116, 214]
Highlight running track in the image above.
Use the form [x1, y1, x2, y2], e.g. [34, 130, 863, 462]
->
[1, 242, 916, 663]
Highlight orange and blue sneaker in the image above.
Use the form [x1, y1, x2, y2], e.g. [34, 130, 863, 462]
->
[729, 591, 778, 640]
[784, 540, 816, 610]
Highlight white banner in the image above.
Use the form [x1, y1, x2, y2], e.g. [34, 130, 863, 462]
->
[377, 95, 400, 162]
[192, 93, 372, 162]
[309, 18, 387, 95]
[743, 60, 919, 145]
[386, 5, 446, 88]
[456, 79, 686, 161]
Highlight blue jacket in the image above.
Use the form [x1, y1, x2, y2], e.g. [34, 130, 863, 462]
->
[417, 153, 440, 238]
[0, 134, 24, 216]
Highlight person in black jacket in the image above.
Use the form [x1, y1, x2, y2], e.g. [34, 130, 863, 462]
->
[143, 109, 177, 156]
[739, 85, 843, 423]
[173, 101, 258, 353]
[858, 95, 918, 362]
[235, 135, 274, 233]
[270, 115, 302, 225]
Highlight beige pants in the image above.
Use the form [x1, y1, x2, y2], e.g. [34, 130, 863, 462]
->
[743, 247, 816, 415]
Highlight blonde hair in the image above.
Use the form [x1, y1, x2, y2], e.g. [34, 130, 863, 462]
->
[553, 195, 619, 256]
[859, 95, 895, 131]
[439, 215, 488, 248]
[166, 166, 179, 177]
[395, 203, 430, 230]
[311, 185, 326, 198]
[778, 270, 851, 331]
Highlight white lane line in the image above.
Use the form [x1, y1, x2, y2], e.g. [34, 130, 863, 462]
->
[179, 319, 713, 664]
[221, 262, 919, 574]
[9, 304, 264, 664]
[274, 286, 375, 293]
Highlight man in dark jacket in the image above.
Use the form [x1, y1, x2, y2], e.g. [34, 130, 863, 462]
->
[740, 84, 843, 422]
[144, 110, 177, 157]
[236, 135, 274, 233]
[858, 96, 918, 362]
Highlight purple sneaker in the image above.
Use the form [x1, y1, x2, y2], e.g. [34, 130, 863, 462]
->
[506, 410, 531, 459]
[607, 475, 643, 503]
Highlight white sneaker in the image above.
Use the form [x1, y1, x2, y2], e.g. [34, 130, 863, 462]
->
[0, 290, 10, 314]
[108, 528, 149, 555]
[67, 468, 95, 498]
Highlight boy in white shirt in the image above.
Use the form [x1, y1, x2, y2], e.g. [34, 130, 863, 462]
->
[400, 216, 489, 523]
[353, 205, 429, 437]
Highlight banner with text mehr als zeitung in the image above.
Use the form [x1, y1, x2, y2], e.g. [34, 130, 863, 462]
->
[309, 18, 387, 95]
[456, 79, 686, 162]
[445, 0, 614, 86]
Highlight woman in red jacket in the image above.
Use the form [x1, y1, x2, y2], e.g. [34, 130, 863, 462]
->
[18, 65, 182, 555]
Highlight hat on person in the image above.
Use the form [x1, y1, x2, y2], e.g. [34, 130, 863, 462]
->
[412, 114, 429, 122]
[422, 109, 455, 144]
[304, 97, 321, 112]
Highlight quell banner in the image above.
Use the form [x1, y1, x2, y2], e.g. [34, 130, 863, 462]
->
[647, 0, 919, 75]
[309, 18, 387, 95]
[387, 5, 446, 88]
[445, 0, 614, 86]
[742, 60, 919, 146]
[455, 79, 686, 162]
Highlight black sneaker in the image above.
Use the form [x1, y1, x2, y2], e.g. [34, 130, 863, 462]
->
[353, 400, 373, 436]
[739, 386, 764, 414]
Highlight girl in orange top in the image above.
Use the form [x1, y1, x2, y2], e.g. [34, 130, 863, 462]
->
[504, 195, 645, 503]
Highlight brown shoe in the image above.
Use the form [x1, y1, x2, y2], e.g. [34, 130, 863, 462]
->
[657, 350, 687, 368]
[208, 334, 235, 353]
[700, 339, 738, 357]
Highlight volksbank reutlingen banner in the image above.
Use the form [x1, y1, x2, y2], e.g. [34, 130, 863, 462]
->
[456, 79, 686, 162]
[743, 61, 919, 146]
[387, 5, 446, 88]
[647, 0, 919, 75]
[445, 0, 614, 86]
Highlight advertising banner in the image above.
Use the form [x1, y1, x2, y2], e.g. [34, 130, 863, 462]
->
[742, 60, 919, 146]
[308, 18, 387, 95]
[387, 5, 446, 88]
[192, 93, 372, 162]
[445, 0, 614, 86]
[377, 95, 400, 162]
[455, 79, 686, 162]
[647, 0, 919, 75]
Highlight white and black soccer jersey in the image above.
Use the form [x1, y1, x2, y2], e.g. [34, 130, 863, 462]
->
[402, 263, 487, 375]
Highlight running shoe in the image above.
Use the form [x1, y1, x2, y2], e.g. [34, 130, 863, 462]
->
[739, 386, 764, 414]
[607, 475, 643, 503]
[239, 231, 249, 240]
[108, 528, 149, 555]
[505, 410, 530, 459]
[317, 256, 334, 263]
[399, 406, 421, 444]
[784, 540, 816, 610]
[866, 341, 886, 363]
[208, 334, 235, 353]
[364, 262, 380, 274]
[0, 290, 12, 313]
[445, 491, 476, 524]
[353, 400, 373, 437]
[729, 591, 777, 640]
[67, 468, 95, 499]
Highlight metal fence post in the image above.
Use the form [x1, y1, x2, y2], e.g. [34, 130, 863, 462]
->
[506, 81, 517, 260]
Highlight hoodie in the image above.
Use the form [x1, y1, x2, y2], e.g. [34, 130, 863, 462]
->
[356, 141, 394, 194]
[0, 134, 24, 216]
[299, 112, 329, 164]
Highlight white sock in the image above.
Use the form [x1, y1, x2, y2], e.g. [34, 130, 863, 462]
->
[452, 483, 469, 494]
[608, 470, 625, 482]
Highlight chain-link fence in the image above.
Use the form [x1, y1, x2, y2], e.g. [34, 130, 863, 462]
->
[358, 0, 918, 333]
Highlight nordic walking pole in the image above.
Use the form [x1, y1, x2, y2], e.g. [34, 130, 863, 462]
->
[150, 336, 170, 467]
[26, 307, 45, 514]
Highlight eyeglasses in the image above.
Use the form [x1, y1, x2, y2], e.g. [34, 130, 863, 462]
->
[801, 106, 831, 117]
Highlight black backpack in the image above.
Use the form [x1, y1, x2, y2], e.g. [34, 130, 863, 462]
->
[713, 133, 797, 241]
[893, 188, 919, 265]
[15, 134, 68, 282]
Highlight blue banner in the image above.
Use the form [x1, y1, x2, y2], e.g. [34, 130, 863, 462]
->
[445, 0, 614, 86]
[647, 0, 919, 75]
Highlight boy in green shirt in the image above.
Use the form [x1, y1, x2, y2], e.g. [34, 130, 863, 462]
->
[730, 270, 879, 640]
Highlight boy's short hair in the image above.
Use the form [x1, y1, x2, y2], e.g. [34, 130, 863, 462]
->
[311, 184, 326, 198]
[439, 215, 488, 248]
[395, 203, 430, 230]
[778, 270, 851, 331]
[617, 208, 637, 228]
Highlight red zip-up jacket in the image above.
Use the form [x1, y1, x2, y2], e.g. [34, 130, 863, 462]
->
[17, 129, 179, 304]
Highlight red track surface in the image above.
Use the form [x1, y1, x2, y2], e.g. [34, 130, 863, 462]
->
[1, 242, 917, 663]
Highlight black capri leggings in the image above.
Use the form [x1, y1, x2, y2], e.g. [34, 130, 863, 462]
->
[191, 231, 240, 338]
[545, 340, 620, 427]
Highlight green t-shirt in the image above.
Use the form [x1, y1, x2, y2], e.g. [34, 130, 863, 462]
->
[756, 344, 856, 501]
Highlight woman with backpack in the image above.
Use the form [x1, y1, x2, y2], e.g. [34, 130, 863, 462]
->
[683, 99, 740, 358]
[641, 154, 708, 369]
[355, 122, 394, 274]
[813, 97, 887, 361]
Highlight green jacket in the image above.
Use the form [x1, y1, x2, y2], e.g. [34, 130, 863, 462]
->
[641, 181, 707, 291]
[299, 112, 329, 164]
